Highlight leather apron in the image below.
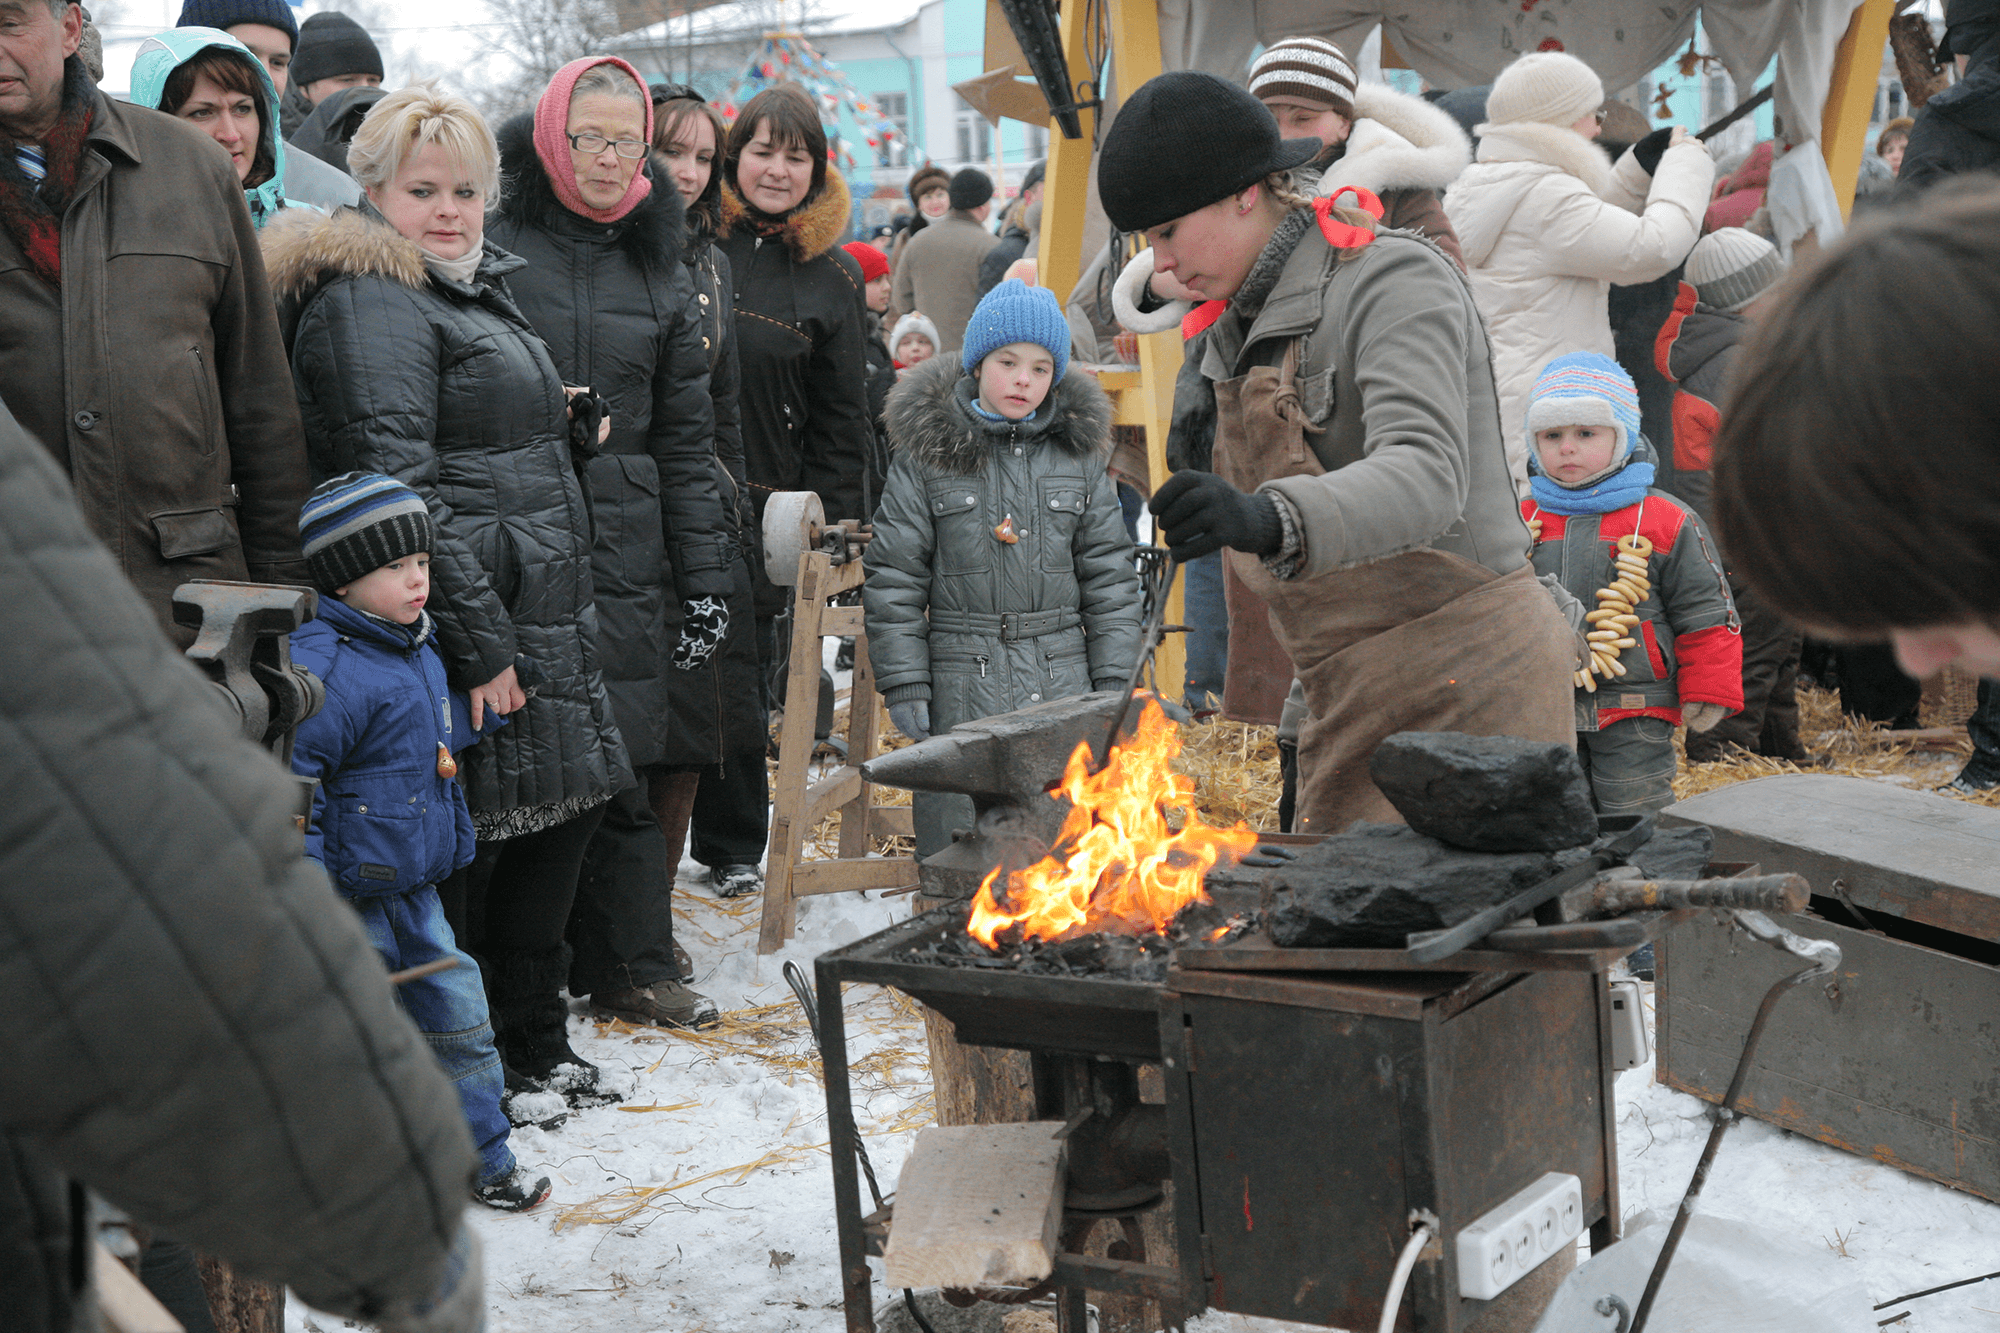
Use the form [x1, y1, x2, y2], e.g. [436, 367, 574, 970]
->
[1210, 344, 1577, 834]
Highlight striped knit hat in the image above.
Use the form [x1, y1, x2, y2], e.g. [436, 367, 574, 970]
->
[300, 472, 433, 592]
[1525, 353, 1641, 481]
[1249, 36, 1358, 118]
[1685, 227, 1787, 313]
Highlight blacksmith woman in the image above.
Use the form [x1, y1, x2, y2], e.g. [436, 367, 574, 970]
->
[1099, 71, 1577, 834]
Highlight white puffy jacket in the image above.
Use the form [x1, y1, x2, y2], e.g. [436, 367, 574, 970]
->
[1444, 122, 1714, 496]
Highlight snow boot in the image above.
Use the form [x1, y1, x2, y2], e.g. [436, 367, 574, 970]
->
[591, 977, 720, 1030]
[712, 864, 762, 899]
[487, 944, 620, 1108]
[475, 1166, 553, 1212]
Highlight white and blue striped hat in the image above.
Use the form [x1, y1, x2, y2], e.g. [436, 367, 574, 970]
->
[300, 472, 432, 591]
[1525, 352, 1642, 468]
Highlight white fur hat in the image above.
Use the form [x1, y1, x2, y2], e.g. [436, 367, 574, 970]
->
[1484, 51, 1605, 129]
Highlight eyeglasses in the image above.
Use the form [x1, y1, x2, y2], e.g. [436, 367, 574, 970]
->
[567, 132, 650, 160]
[1593, 107, 1608, 126]
[650, 83, 704, 106]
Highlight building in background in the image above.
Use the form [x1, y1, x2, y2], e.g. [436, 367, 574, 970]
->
[611, 0, 1048, 233]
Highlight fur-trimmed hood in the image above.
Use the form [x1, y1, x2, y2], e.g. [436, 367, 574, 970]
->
[884, 355, 1112, 478]
[1318, 84, 1472, 198]
[718, 170, 852, 262]
[493, 111, 686, 270]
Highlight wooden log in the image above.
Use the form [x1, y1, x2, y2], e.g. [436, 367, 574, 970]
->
[95, 1243, 183, 1333]
[196, 1255, 282, 1333]
[1890, 8, 1951, 110]
[881, 1122, 1067, 1289]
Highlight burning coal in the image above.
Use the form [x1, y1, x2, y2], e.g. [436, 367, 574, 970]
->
[965, 697, 1259, 949]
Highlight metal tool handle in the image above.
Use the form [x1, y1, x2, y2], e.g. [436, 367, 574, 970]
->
[1485, 919, 1650, 952]
[1588, 873, 1807, 916]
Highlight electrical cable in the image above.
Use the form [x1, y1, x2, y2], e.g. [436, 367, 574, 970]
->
[1377, 1223, 1434, 1333]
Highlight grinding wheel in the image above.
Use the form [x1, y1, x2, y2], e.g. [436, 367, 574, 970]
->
[762, 491, 825, 586]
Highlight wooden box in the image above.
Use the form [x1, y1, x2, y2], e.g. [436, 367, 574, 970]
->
[1658, 775, 2000, 1200]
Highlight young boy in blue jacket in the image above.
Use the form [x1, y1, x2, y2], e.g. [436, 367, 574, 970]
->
[290, 472, 551, 1212]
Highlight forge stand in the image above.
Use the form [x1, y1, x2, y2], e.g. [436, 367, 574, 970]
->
[817, 906, 1625, 1333]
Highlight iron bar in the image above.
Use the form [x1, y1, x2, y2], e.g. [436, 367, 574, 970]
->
[1627, 957, 1829, 1333]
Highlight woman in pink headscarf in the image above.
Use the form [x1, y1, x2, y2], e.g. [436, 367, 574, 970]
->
[487, 58, 735, 1036]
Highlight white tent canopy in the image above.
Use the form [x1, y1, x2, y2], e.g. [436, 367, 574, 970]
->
[1156, 0, 1869, 146]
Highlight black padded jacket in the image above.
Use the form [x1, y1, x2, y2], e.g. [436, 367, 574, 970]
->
[263, 206, 631, 814]
[488, 115, 731, 770]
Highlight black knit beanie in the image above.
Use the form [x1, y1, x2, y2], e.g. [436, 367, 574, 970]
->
[1098, 71, 1320, 233]
[291, 11, 382, 88]
[176, 0, 296, 44]
[948, 167, 993, 211]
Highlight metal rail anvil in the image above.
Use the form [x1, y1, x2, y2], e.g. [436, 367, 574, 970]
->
[860, 691, 1141, 902]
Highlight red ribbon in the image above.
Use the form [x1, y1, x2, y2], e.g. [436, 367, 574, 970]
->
[1313, 187, 1385, 250]
[1181, 299, 1227, 338]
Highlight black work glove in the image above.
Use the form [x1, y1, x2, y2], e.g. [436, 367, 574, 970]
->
[672, 595, 729, 670]
[1631, 127, 1675, 176]
[1149, 470, 1284, 563]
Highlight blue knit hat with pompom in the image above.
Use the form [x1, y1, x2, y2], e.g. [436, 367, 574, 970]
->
[961, 279, 1070, 381]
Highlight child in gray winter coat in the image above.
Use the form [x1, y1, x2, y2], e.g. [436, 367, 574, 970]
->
[865, 280, 1142, 855]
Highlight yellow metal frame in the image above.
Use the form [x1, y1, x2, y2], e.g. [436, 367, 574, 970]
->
[1035, 0, 1185, 698]
[1822, 0, 1898, 220]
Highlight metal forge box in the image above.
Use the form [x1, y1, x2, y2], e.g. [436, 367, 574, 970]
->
[1658, 775, 2000, 1200]
[1162, 966, 1619, 1331]
[817, 906, 1623, 1332]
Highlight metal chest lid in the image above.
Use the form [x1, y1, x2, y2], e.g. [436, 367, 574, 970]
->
[1661, 774, 2000, 943]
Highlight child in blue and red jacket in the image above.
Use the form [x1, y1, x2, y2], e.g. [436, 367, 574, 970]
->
[1521, 354, 1742, 814]
[289, 472, 550, 1212]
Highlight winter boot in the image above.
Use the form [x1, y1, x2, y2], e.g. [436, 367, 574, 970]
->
[591, 977, 721, 1030]
[711, 864, 763, 899]
[486, 944, 619, 1107]
[475, 1166, 553, 1213]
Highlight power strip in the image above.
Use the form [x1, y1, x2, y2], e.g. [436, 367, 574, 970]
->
[1454, 1172, 1584, 1300]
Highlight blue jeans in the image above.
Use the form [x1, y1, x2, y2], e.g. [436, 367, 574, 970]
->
[1182, 551, 1229, 711]
[356, 887, 515, 1185]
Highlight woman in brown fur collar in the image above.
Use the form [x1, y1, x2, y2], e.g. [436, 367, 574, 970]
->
[701, 84, 875, 901]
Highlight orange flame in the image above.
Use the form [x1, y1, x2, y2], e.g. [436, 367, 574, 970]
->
[965, 697, 1259, 948]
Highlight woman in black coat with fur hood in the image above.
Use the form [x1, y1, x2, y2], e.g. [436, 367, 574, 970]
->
[487, 56, 732, 1031]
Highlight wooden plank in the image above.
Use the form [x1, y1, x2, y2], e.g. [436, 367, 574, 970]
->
[97, 1243, 184, 1333]
[1106, 0, 1183, 705]
[792, 858, 921, 895]
[761, 552, 836, 953]
[881, 1122, 1068, 1290]
[838, 628, 884, 859]
[805, 767, 864, 826]
[1658, 908, 2000, 1201]
[1821, 0, 1897, 219]
[820, 604, 865, 637]
[872, 805, 914, 837]
[1662, 774, 2000, 942]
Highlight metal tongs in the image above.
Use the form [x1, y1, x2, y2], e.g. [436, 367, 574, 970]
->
[1095, 551, 1178, 770]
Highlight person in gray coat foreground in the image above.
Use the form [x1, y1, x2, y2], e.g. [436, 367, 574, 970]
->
[0, 396, 480, 1332]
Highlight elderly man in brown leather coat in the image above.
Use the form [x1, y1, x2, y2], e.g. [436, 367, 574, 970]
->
[0, 0, 309, 640]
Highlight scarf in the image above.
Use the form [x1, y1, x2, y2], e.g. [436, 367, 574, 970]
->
[422, 247, 483, 287]
[0, 58, 94, 289]
[533, 56, 653, 224]
[1528, 460, 1656, 515]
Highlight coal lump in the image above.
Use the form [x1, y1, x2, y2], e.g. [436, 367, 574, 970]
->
[1370, 731, 1598, 852]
